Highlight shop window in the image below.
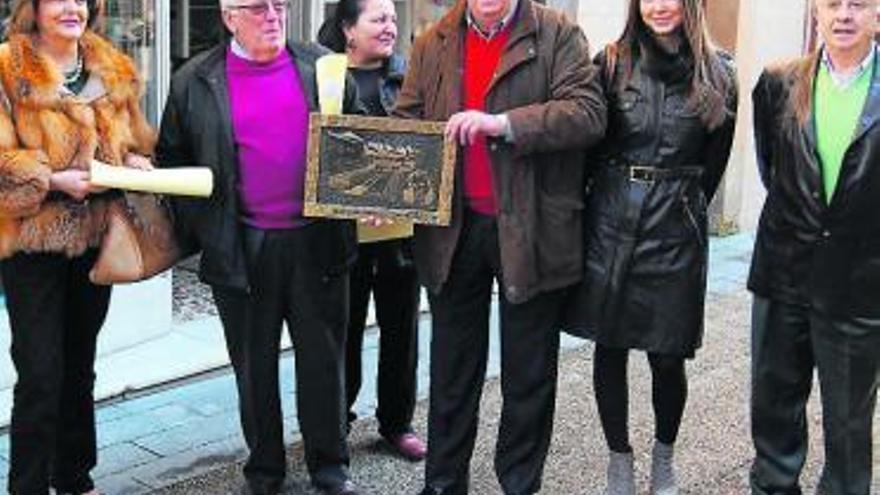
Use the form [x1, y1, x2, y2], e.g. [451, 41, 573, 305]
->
[104, 0, 161, 124]
[171, 0, 224, 71]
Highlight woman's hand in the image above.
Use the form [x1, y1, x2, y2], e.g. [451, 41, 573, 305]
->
[124, 153, 154, 170]
[49, 169, 103, 201]
[360, 215, 395, 227]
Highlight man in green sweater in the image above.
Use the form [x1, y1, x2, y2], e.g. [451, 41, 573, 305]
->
[749, 0, 880, 494]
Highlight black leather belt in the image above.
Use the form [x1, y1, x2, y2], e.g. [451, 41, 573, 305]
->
[617, 165, 702, 184]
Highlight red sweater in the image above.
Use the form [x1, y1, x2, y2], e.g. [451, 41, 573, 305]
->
[463, 27, 510, 216]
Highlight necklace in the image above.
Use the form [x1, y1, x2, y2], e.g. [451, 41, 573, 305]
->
[63, 54, 84, 86]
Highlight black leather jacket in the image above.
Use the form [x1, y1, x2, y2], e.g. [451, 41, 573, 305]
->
[570, 42, 737, 355]
[378, 54, 406, 115]
[749, 49, 880, 319]
[156, 42, 362, 291]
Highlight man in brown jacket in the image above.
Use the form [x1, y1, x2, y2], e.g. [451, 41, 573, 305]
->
[394, 0, 606, 493]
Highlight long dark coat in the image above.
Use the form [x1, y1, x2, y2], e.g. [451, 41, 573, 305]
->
[566, 40, 737, 357]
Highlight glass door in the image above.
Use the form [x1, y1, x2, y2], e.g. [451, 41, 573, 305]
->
[104, 0, 164, 124]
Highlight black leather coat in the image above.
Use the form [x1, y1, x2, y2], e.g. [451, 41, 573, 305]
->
[566, 41, 737, 357]
[749, 49, 880, 320]
[156, 42, 362, 291]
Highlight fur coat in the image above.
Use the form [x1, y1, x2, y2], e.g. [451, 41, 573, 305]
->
[0, 31, 155, 258]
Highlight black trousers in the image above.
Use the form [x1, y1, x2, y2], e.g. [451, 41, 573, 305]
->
[211, 226, 350, 493]
[750, 296, 880, 495]
[346, 240, 419, 437]
[423, 213, 564, 495]
[1, 250, 111, 495]
[593, 345, 687, 453]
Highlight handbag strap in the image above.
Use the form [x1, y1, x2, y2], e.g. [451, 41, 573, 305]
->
[604, 43, 618, 86]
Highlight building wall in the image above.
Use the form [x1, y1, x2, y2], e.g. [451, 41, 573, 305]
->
[723, 0, 810, 230]
[578, 1, 627, 54]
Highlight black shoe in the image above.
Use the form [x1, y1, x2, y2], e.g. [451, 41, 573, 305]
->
[418, 485, 466, 495]
[236, 481, 282, 495]
[318, 479, 361, 495]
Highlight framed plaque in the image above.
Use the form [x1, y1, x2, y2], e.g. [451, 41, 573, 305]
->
[304, 114, 456, 226]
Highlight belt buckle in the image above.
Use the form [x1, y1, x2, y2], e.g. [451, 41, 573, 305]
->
[629, 166, 654, 184]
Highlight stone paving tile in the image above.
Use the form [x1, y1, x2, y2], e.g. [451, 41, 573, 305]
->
[92, 472, 154, 495]
[126, 435, 248, 491]
[92, 442, 161, 479]
[114, 372, 237, 416]
[131, 410, 243, 458]
[96, 403, 136, 424]
[97, 403, 208, 449]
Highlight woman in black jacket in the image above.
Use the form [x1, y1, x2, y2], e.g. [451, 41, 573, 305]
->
[573, 0, 737, 493]
[318, 0, 426, 461]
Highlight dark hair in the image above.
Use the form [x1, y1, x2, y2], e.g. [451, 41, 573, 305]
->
[617, 0, 733, 129]
[7, 0, 103, 35]
[317, 0, 363, 53]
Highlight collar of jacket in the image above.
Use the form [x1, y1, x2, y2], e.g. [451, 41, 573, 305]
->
[789, 46, 880, 154]
[377, 54, 407, 114]
[436, 0, 536, 50]
[194, 40, 324, 112]
[383, 53, 407, 83]
[434, 0, 538, 108]
[0, 32, 142, 109]
[465, 0, 519, 40]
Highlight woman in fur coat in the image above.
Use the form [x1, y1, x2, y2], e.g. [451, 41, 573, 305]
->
[0, 0, 155, 493]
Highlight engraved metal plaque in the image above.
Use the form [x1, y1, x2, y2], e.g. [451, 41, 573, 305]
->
[304, 114, 456, 226]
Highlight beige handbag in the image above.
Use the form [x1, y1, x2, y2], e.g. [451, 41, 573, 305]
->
[89, 191, 180, 285]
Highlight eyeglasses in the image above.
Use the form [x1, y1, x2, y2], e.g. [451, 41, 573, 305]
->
[43, 0, 88, 6]
[227, 0, 290, 17]
[820, 0, 872, 12]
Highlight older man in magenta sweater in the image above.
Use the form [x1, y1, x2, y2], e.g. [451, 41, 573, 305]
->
[156, 1, 363, 494]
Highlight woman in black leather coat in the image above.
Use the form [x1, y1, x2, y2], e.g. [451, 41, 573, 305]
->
[573, 0, 737, 493]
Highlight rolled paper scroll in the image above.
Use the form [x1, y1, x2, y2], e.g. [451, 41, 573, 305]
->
[316, 53, 348, 115]
[90, 160, 214, 197]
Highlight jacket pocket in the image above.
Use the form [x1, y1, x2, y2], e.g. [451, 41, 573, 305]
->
[611, 90, 648, 135]
[680, 194, 707, 247]
[536, 193, 582, 279]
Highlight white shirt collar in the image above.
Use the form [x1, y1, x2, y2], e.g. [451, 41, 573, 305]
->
[230, 38, 255, 61]
[466, 0, 519, 40]
[821, 42, 876, 89]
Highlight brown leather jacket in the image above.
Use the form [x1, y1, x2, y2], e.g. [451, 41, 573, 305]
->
[394, 0, 606, 303]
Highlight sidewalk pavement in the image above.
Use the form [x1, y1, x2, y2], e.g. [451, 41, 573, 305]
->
[3, 232, 870, 494]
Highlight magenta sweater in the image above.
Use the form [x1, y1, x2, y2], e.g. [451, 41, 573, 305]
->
[227, 48, 310, 229]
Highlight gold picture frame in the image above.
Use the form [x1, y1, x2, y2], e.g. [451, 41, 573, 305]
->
[304, 113, 456, 226]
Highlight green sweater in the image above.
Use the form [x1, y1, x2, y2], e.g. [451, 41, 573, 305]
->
[814, 59, 874, 203]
